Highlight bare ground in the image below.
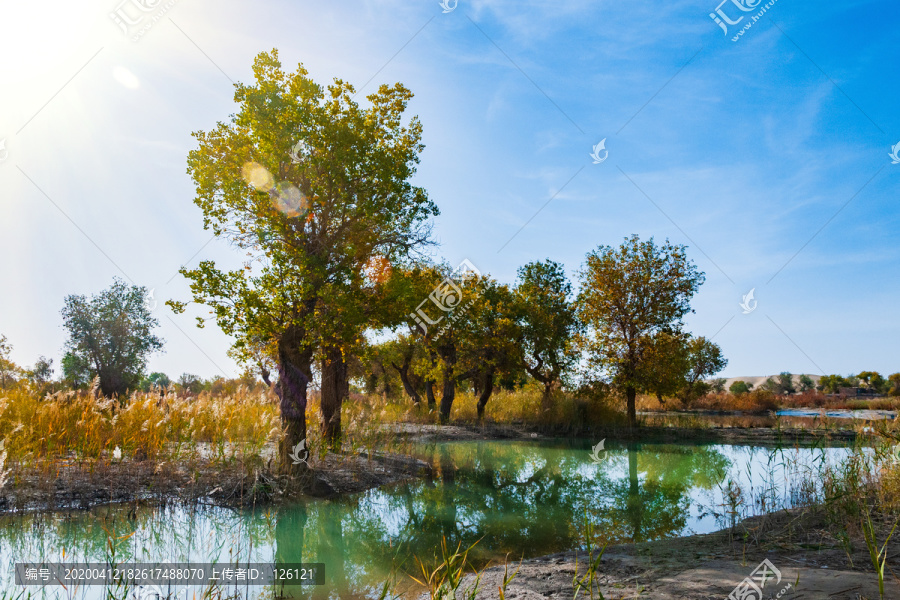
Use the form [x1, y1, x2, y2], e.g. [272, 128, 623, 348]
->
[466, 509, 900, 600]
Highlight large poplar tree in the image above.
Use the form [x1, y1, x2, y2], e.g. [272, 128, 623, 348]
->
[171, 50, 437, 471]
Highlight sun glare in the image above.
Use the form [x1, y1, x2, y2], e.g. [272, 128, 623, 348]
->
[112, 66, 141, 89]
[0, 4, 101, 82]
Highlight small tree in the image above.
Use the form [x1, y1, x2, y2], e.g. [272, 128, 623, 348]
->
[459, 277, 518, 419]
[818, 374, 857, 394]
[640, 334, 726, 407]
[858, 371, 887, 394]
[798, 374, 815, 393]
[677, 337, 727, 407]
[729, 380, 752, 395]
[61, 351, 92, 389]
[61, 279, 163, 397]
[888, 373, 900, 397]
[870, 373, 887, 394]
[637, 331, 690, 405]
[514, 259, 581, 408]
[777, 372, 796, 395]
[576, 236, 705, 427]
[380, 335, 426, 406]
[0, 335, 22, 389]
[26, 356, 54, 392]
[143, 372, 172, 392]
[405, 262, 485, 423]
[177, 373, 203, 394]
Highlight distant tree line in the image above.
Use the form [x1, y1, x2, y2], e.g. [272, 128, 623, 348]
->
[728, 372, 900, 397]
[351, 236, 728, 428]
[819, 372, 900, 396]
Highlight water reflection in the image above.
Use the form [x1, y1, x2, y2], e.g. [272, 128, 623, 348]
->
[1, 440, 850, 599]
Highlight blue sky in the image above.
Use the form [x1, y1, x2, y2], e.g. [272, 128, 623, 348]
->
[0, 0, 898, 380]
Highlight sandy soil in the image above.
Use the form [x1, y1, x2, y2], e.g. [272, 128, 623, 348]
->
[466, 509, 900, 599]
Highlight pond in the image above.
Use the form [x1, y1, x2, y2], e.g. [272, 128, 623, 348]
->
[1, 439, 854, 599]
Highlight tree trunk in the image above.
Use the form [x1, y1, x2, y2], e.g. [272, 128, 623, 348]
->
[626, 385, 637, 429]
[425, 381, 437, 410]
[276, 332, 313, 476]
[439, 371, 455, 424]
[391, 356, 421, 405]
[526, 359, 555, 413]
[476, 366, 495, 420]
[98, 365, 127, 399]
[438, 343, 456, 424]
[541, 379, 554, 411]
[320, 345, 347, 452]
[381, 364, 393, 399]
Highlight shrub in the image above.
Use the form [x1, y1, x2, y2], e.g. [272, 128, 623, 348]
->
[729, 380, 752, 395]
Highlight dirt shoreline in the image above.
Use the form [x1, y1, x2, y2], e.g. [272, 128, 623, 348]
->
[464, 508, 900, 599]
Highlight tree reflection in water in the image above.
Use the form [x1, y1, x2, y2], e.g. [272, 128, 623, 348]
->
[268, 439, 730, 597]
[0, 440, 733, 599]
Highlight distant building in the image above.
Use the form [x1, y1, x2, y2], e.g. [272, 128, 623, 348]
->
[838, 387, 878, 397]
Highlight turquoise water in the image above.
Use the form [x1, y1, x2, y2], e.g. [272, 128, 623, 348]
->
[0, 439, 852, 598]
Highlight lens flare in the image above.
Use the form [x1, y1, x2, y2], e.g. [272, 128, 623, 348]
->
[112, 66, 140, 89]
[273, 182, 307, 217]
[241, 162, 275, 192]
